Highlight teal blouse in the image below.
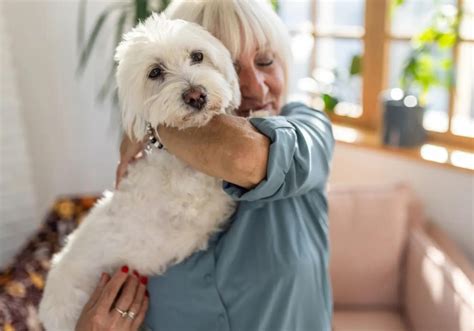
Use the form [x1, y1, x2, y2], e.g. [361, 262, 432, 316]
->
[144, 102, 335, 331]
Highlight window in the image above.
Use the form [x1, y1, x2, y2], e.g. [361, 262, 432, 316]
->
[280, 0, 473, 150]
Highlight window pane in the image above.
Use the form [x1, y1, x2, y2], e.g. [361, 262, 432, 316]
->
[314, 38, 363, 117]
[460, 0, 474, 40]
[388, 41, 450, 133]
[391, 0, 456, 36]
[279, 0, 317, 103]
[452, 43, 474, 137]
[287, 32, 314, 102]
[278, 0, 312, 31]
[316, 0, 365, 33]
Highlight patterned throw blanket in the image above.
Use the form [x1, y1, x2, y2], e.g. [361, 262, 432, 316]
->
[0, 196, 98, 331]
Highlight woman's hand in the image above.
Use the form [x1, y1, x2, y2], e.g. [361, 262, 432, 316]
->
[75, 266, 149, 331]
[115, 135, 146, 189]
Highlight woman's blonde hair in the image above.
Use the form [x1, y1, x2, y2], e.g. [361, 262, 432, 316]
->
[165, 0, 292, 97]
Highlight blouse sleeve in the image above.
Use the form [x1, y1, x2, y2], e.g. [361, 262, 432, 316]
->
[223, 102, 335, 202]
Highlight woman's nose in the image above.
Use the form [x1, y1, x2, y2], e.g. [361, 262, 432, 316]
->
[239, 66, 268, 101]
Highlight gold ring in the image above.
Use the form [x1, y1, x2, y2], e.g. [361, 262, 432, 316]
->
[127, 311, 136, 320]
[114, 307, 128, 318]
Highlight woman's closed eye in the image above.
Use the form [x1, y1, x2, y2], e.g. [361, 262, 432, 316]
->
[256, 58, 274, 67]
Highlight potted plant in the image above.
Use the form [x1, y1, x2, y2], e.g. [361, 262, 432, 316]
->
[77, 0, 171, 103]
[298, 53, 362, 114]
[382, 1, 460, 147]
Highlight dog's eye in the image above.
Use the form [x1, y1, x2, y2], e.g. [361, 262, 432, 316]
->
[190, 51, 204, 63]
[148, 67, 163, 80]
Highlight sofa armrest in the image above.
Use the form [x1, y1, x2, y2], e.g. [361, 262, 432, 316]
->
[403, 225, 474, 331]
[425, 223, 474, 282]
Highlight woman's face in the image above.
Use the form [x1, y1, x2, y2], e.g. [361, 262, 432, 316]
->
[234, 46, 284, 117]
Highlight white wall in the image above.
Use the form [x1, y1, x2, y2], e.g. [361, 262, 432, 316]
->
[2, 0, 122, 222]
[1, 0, 472, 264]
[0, 3, 38, 267]
[329, 143, 474, 262]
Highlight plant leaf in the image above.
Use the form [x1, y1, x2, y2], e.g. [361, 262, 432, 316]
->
[112, 89, 120, 108]
[135, 0, 150, 24]
[349, 54, 362, 76]
[77, 0, 87, 48]
[440, 58, 453, 70]
[97, 10, 129, 102]
[271, 0, 279, 12]
[162, 0, 172, 11]
[322, 94, 338, 112]
[77, 3, 124, 75]
[97, 64, 117, 102]
[390, 0, 406, 17]
[438, 33, 457, 48]
[417, 27, 437, 44]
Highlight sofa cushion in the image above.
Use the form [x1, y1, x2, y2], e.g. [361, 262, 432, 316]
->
[404, 228, 474, 331]
[328, 182, 419, 307]
[333, 309, 409, 331]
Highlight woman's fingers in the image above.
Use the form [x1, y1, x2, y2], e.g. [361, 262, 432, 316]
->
[115, 162, 128, 189]
[115, 135, 146, 189]
[125, 276, 147, 326]
[84, 273, 110, 309]
[113, 273, 140, 313]
[131, 294, 149, 330]
[119, 134, 145, 163]
[96, 266, 130, 314]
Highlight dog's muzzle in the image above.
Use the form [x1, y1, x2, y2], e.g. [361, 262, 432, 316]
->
[182, 86, 207, 110]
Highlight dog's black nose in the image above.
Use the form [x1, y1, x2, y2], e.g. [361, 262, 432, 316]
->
[182, 86, 207, 110]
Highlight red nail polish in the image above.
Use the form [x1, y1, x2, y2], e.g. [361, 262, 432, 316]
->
[140, 276, 148, 285]
[121, 265, 129, 273]
[133, 270, 139, 277]
[145, 290, 149, 297]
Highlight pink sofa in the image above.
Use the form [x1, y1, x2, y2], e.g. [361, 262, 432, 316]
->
[327, 182, 474, 331]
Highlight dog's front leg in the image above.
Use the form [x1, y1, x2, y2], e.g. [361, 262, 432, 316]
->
[39, 255, 107, 331]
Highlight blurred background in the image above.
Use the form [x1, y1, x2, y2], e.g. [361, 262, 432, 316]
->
[0, 0, 473, 329]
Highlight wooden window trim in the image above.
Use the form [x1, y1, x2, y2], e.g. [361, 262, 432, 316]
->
[307, 0, 473, 151]
[331, 123, 474, 173]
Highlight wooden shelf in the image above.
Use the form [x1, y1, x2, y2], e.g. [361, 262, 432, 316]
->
[332, 123, 474, 174]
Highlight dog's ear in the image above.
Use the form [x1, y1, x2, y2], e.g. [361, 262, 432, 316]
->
[115, 42, 147, 141]
[117, 67, 147, 141]
[114, 21, 154, 141]
[208, 37, 241, 114]
[224, 60, 241, 114]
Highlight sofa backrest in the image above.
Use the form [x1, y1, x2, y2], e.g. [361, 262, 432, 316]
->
[327, 182, 424, 308]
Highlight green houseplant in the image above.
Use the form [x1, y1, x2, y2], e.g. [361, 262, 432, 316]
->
[77, 0, 171, 103]
[382, 0, 461, 147]
[302, 53, 362, 114]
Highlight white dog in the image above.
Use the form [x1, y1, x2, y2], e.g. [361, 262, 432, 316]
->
[39, 14, 240, 331]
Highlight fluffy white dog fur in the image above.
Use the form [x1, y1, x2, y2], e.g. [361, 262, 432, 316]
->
[39, 14, 241, 331]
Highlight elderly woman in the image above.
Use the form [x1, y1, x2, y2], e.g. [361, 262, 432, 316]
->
[75, 0, 334, 330]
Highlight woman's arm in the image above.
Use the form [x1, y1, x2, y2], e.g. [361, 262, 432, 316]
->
[157, 114, 270, 189]
[222, 103, 335, 202]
